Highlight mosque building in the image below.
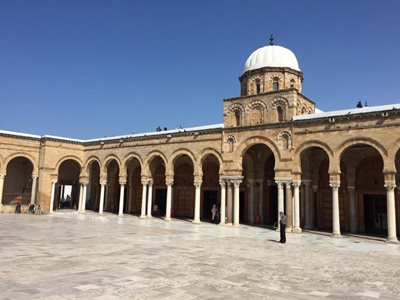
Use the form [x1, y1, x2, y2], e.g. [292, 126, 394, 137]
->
[0, 39, 399, 243]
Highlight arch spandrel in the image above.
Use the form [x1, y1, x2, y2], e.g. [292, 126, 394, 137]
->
[387, 137, 400, 171]
[4, 152, 38, 175]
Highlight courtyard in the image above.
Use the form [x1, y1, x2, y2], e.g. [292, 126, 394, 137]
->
[0, 212, 399, 300]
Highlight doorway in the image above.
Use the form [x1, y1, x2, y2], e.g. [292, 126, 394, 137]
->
[155, 189, 167, 216]
[364, 194, 387, 235]
[202, 190, 218, 221]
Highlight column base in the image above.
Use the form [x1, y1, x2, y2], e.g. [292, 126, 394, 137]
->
[386, 237, 398, 244]
[146, 215, 153, 219]
[285, 227, 292, 233]
[331, 232, 342, 238]
[233, 223, 240, 227]
[118, 213, 124, 217]
[292, 227, 302, 233]
[98, 212, 103, 215]
[139, 215, 147, 219]
[165, 217, 172, 221]
[192, 220, 201, 224]
[225, 222, 233, 226]
[219, 222, 226, 226]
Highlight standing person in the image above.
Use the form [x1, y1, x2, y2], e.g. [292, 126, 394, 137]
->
[211, 204, 218, 223]
[15, 199, 22, 214]
[279, 211, 286, 243]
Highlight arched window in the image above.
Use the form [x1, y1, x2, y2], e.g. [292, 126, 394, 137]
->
[227, 137, 235, 152]
[255, 79, 261, 94]
[273, 80, 279, 91]
[277, 106, 284, 122]
[290, 79, 295, 89]
[234, 110, 241, 126]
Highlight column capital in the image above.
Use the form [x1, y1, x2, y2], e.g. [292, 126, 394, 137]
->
[329, 183, 340, 190]
[147, 179, 153, 186]
[0, 174, 5, 179]
[166, 174, 174, 186]
[384, 182, 396, 191]
[119, 176, 127, 185]
[141, 179, 149, 185]
[31, 175, 38, 180]
[292, 180, 301, 187]
[194, 181, 202, 189]
[232, 179, 242, 188]
[219, 180, 226, 187]
[100, 179, 107, 185]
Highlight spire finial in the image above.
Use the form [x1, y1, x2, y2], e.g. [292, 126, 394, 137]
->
[269, 34, 274, 45]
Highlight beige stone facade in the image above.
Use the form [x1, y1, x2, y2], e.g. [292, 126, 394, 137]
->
[1, 43, 399, 243]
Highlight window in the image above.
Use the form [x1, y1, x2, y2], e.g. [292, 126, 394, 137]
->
[290, 79, 295, 89]
[255, 79, 261, 94]
[277, 106, 284, 122]
[273, 81, 279, 91]
[234, 110, 241, 126]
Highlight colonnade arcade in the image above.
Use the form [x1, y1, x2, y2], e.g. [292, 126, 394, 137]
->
[1, 140, 399, 243]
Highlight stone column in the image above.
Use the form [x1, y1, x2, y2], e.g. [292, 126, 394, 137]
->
[219, 180, 226, 225]
[99, 180, 106, 214]
[285, 181, 293, 232]
[146, 180, 153, 217]
[312, 184, 318, 228]
[247, 179, 254, 223]
[226, 181, 233, 224]
[233, 179, 241, 226]
[256, 179, 263, 223]
[193, 181, 202, 224]
[330, 183, 341, 237]
[292, 181, 301, 233]
[78, 183, 83, 212]
[276, 180, 284, 230]
[348, 186, 357, 233]
[140, 179, 148, 218]
[81, 183, 88, 212]
[118, 180, 126, 216]
[49, 180, 56, 213]
[300, 183, 305, 225]
[0, 174, 5, 212]
[303, 180, 312, 229]
[385, 182, 398, 243]
[165, 176, 174, 221]
[30, 176, 38, 205]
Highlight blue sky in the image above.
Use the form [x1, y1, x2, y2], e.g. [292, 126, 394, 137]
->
[1, 0, 399, 139]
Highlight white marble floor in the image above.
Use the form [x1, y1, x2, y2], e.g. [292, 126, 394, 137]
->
[0, 212, 399, 299]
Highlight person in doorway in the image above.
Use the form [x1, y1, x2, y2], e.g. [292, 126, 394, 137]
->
[15, 199, 22, 214]
[153, 204, 159, 216]
[211, 204, 218, 223]
[279, 211, 286, 243]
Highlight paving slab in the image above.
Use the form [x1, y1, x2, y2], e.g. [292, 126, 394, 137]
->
[0, 212, 399, 299]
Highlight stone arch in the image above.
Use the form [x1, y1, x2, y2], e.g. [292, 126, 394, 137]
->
[143, 151, 167, 176]
[248, 100, 267, 125]
[337, 138, 387, 170]
[4, 152, 38, 176]
[293, 141, 334, 173]
[83, 156, 102, 175]
[277, 131, 292, 150]
[102, 155, 122, 175]
[198, 148, 223, 174]
[229, 103, 245, 126]
[122, 152, 143, 170]
[236, 136, 281, 170]
[169, 148, 197, 175]
[55, 156, 83, 176]
[271, 97, 289, 108]
[387, 137, 400, 171]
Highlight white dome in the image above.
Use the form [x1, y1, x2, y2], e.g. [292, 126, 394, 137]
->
[244, 45, 301, 72]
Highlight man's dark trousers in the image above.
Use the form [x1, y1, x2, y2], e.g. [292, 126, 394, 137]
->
[280, 224, 286, 243]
